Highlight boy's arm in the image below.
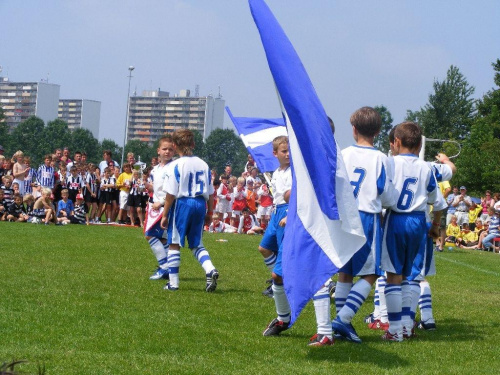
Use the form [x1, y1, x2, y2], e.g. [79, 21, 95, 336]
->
[435, 153, 457, 176]
[160, 193, 176, 229]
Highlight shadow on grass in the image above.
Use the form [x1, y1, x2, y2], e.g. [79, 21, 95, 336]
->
[413, 317, 483, 342]
[305, 341, 410, 369]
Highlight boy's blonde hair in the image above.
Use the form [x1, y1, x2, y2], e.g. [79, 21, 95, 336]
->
[23, 194, 34, 202]
[61, 189, 69, 195]
[42, 188, 52, 196]
[13, 150, 24, 161]
[272, 136, 288, 151]
[237, 177, 246, 185]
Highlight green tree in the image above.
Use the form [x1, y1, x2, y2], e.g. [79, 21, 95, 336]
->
[406, 65, 475, 159]
[454, 59, 500, 194]
[42, 119, 72, 156]
[476, 59, 500, 138]
[204, 128, 247, 174]
[454, 107, 500, 194]
[373, 105, 393, 154]
[70, 128, 100, 163]
[10, 116, 45, 163]
[192, 130, 205, 158]
[0, 106, 10, 154]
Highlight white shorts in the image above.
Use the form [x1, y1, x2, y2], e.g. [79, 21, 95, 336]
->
[455, 211, 469, 226]
[119, 191, 129, 210]
[216, 199, 231, 213]
[257, 205, 273, 219]
[232, 210, 242, 216]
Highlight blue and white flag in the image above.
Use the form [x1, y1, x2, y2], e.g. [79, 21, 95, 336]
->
[249, 0, 366, 325]
[226, 106, 287, 173]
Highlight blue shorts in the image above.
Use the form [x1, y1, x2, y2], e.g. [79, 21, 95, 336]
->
[381, 211, 427, 277]
[409, 222, 433, 281]
[259, 204, 288, 277]
[145, 217, 167, 240]
[340, 211, 383, 277]
[168, 197, 206, 248]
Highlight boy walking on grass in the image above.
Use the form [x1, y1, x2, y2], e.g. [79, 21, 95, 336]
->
[160, 129, 219, 292]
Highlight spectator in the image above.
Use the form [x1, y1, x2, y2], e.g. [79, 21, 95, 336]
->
[99, 150, 119, 174]
[480, 190, 494, 222]
[452, 186, 472, 226]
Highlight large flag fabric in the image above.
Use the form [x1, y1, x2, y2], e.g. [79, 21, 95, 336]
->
[249, 0, 366, 325]
[226, 106, 287, 173]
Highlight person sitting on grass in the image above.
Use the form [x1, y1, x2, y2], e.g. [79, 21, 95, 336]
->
[56, 189, 74, 225]
[481, 208, 500, 252]
[444, 214, 461, 245]
[455, 223, 479, 249]
[6, 193, 29, 222]
[33, 188, 57, 225]
[238, 207, 263, 234]
[70, 194, 88, 225]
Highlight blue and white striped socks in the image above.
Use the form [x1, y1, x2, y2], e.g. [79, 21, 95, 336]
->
[338, 278, 372, 324]
[148, 237, 168, 269]
[192, 246, 215, 274]
[385, 283, 402, 335]
[167, 249, 181, 288]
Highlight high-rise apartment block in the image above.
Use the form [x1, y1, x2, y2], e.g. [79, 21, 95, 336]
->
[0, 78, 60, 131]
[58, 99, 101, 139]
[127, 89, 225, 143]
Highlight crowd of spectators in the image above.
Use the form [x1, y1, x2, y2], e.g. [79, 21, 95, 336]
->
[0, 145, 272, 235]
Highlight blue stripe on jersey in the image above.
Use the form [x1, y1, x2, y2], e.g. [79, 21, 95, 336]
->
[377, 163, 386, 196]
[427, 173, 437, 193]
[174, 165, 180, 183]
[432, 166, 443, 182]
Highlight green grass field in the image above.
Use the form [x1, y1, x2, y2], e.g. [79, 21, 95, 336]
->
[1, 223, 499, 374]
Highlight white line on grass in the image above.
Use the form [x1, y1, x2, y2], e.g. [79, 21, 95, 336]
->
[436, 254, 499, 276]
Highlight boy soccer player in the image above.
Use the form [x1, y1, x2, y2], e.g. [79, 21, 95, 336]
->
[381, 122, 439, 342]
[331, 107, 398, 344]
[145, 135, 175, 280]
[260, 136, 292, 336]
[160, 129, 219, 292]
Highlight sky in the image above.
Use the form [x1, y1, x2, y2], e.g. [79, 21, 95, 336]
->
[1, 0, 499, 149]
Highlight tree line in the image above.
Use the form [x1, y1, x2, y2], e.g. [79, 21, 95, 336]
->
[0, 112, 248, 175]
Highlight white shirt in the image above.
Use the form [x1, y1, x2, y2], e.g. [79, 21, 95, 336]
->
[271, 166, 292, 206]
[428, 162, 453, 183]
[151, 161, 173, 204]
[164, 156, 214, 200]
[390, 154, 438, 213]
[342, 145, 398, 213]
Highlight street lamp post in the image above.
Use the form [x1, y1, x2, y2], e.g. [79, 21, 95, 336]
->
[121, 66, 135, 168]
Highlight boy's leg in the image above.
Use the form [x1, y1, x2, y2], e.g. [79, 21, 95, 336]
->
[418, 280, 436, 330]
[263, 273, 291, 336]
[310, 284, 333, 346]
[401, 279, 418, 338]
[165, 244, 181, 290]
[383, 273, 403, 341]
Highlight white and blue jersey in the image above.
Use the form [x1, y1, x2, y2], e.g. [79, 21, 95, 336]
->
[164, 156, 214, 248]
[145, 161, 173, 239]
[428, 162, 452, 183]
[340, 145, 398, 276]
[37, 165, 55, 189]
[381, 154, 438, 276]
[260, 166, 292, 277]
